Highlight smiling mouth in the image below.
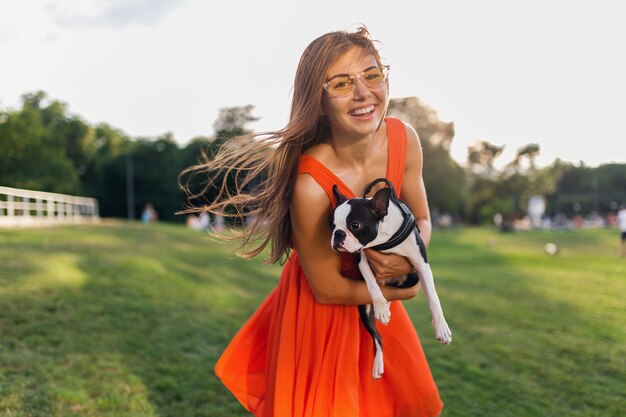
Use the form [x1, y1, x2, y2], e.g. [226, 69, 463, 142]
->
[349, 105, 375, 117]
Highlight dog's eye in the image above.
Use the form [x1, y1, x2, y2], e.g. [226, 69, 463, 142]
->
[349, 221, 361, 231]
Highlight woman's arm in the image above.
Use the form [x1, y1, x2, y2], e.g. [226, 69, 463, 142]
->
[399, 123, 432, 246]
[290, 173, 419, 305]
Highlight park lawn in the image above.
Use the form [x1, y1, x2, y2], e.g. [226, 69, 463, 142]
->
[0, 222, 624, 417]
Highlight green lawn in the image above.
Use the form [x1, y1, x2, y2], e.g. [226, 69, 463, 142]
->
[0, 223, 624, 417]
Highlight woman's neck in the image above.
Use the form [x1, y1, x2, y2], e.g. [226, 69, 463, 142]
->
[332, 134, 373, 166]
[329, 126, 385, 169]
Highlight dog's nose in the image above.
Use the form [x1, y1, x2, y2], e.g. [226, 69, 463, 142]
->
[334, 230, 346, 239]
[333, 230, 346, 249]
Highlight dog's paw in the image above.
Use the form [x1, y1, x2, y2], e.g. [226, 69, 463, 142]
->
[373, 297, 391, 325]
[372, 350, 384, 379]
[372, 363, 384, 379]
[433, 318, 452, 345]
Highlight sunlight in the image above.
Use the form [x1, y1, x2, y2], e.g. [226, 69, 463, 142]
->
[20, 253, 88, 293]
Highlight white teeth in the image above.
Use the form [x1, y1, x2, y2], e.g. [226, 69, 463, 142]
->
[350, 105, 374, 116]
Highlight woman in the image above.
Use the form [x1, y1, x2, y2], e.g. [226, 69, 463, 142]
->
[182, 26, 444, 417]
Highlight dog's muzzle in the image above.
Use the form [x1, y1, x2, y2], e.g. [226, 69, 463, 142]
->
[332, 230, 346, 250]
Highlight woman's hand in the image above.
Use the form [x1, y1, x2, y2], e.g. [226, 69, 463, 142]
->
[362, 248, 415, 283]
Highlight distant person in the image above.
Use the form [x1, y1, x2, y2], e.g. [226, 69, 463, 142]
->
[212, 214, 225, 232]
[186, 212, 210, 231]
[618, 204, 626, 256]
[180, 26, 443, 416]
[141, 203, 157, 223]
[185, 214, 199, 229]
[196, 211, 210, 230]
[493, 212, 503, 229]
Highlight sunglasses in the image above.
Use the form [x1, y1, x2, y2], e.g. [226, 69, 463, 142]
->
[322, 65, 390, 97]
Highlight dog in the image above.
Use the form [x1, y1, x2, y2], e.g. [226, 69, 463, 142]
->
[330, 178, 452, 379]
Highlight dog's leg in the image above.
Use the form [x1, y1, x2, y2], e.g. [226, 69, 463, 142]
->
[408, 256, 452, 344]
[358, 304, 384, 379]
[358, 255, 391, 324]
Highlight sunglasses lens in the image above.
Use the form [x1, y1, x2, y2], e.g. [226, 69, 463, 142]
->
[327, 77, 353, 96]
[361, 67, 386, 88]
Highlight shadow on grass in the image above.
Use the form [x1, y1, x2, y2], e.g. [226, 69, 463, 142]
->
[0, 224, 279, 417]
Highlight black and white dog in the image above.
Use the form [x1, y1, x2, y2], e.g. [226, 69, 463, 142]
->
[330, 178, 452, 379]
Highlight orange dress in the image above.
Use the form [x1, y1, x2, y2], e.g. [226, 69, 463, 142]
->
[215, 117, 444, 417]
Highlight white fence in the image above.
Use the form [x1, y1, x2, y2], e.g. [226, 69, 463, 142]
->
[0, 186, 99, 228]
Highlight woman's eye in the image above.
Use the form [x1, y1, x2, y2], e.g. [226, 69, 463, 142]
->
[332, 78, 351, 89]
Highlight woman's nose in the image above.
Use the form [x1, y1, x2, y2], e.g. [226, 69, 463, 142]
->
[352, 77, 371, 98]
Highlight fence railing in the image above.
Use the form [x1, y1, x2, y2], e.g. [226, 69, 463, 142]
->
[0, 186, 99, 228]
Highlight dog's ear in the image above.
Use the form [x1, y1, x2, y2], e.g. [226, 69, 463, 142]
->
[371, 187, 391, 219]
[332, 185, 348, 206]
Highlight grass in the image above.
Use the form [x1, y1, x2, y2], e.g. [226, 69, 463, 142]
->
[425, 227, 626, 417]
[0, 222, 624, 417]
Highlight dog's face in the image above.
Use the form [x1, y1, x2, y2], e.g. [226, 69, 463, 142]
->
[330, 185, 391, 253]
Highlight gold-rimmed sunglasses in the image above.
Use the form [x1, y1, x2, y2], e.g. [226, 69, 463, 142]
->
[322, 65, 390, 97]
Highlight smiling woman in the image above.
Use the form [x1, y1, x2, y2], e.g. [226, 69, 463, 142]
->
[320, 47, 389, 139]
[180, 26, 443, 417]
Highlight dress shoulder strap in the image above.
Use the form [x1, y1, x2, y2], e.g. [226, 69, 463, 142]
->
[385, 117, 408, 196]
[298, 155, 355, 206]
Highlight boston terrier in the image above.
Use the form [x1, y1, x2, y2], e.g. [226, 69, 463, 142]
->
[330, 178, 452, 379]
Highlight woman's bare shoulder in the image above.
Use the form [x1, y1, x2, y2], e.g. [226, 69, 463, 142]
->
[293, 172, 329, 207]
[402, 122, 423, 168]
[303, 142, 335, 164]
[402, 122, 421, 148]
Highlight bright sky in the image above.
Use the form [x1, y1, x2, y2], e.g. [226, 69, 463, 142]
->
[1, 0, 625, 168]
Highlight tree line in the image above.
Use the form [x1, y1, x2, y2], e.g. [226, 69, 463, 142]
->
[1, 91, 624, 224]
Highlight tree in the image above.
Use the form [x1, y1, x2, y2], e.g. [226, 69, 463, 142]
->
[387, 97, 466, 218]
[212, 105, 259, 138]
[21, 91, 97, 169]
[515, 143, 540, 170]
[0, 92, 80, 194]
[129, 134, 184, 222]
[80, 123, 134, 217]
[549, 162, 626, 216]
[504, 143, 541, 175]
[467, 140, 505, 178]
[9, 90, 622, 226]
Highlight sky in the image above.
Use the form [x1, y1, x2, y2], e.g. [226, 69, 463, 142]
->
[1, 0, 625, 168]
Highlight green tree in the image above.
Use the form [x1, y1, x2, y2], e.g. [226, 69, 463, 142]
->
[388, 97, 466, 219]
[0, 92, 80, 194]
[80, 123, 134, 217]
[21, 91, 97, 173]
[130, 134, 184, 222]
[549, 162, 626, 216]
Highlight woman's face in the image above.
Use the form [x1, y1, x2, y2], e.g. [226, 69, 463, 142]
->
[321, 47, 388, 139]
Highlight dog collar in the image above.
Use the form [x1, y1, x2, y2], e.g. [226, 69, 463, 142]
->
[363, 178, 419, 251]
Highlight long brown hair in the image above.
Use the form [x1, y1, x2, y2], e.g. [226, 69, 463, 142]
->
[179, 26, 383, 264]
